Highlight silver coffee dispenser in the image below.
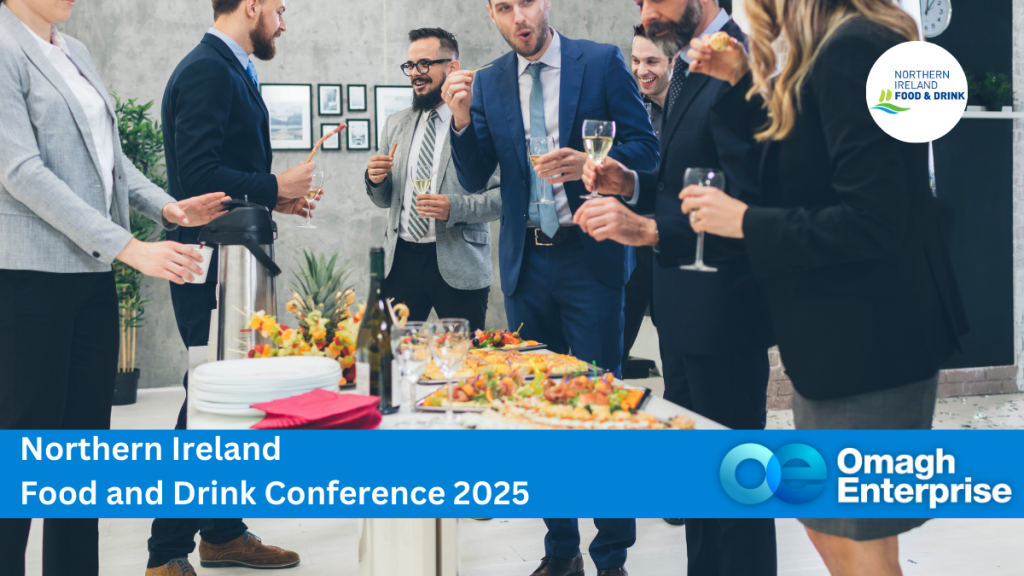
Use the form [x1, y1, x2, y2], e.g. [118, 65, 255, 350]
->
[198, 199, 282, 360]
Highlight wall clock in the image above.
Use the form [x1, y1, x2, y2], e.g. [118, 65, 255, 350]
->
[920, 0, 952, 38]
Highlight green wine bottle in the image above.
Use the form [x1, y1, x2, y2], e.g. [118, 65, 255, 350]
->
[355, 248, 398, 414]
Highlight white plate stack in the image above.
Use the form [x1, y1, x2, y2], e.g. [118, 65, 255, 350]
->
[191, 356, 342, 416]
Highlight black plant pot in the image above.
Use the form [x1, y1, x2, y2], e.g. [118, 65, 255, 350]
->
[113, 369, 140, 406]
[986, 103, 1007, 112]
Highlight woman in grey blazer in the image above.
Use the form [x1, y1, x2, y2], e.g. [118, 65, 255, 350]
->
[0, 1, 227, 574]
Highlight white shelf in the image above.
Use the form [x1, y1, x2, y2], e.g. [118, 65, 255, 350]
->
[961, 111, 1024, 119]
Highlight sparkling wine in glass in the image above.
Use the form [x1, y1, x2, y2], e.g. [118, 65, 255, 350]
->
[680, 167, 724, 273]
[526, 136, 556, 205]
[581, 120, 616, 200]
[427, 318, 471, 425]
[297, 167, 324, 229]
[391, 322, 431, 427]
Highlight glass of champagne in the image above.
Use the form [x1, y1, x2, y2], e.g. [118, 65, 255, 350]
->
[427, 318, 471, 425]
[526, 136, 556, 205]
[391, 322, 431, 427]
[680, 167, 724, 273]
[297, 166, 323, 229]
[581, 120, 616, 200]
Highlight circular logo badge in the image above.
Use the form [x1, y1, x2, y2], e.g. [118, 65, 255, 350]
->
[866, 41, 967, 143]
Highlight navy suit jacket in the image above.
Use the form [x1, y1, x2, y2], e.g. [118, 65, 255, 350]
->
[635, 20, 774, 354]
[162, 33, 277, 252]
[451, 34, 660, 296]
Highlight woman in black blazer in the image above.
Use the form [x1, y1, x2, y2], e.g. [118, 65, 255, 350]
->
[681, 1, 967, 574]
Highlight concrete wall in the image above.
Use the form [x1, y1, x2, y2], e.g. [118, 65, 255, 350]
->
[58, 0, 644, 389]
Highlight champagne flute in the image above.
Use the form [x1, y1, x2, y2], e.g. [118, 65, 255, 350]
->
[297, 166, 324, 229]
[427, 318, 471, 425]
[526, 136, 556, 205]
[581, 120, 616, 200]
[391, 322, 431, 427]
[680, 167, 724, 273]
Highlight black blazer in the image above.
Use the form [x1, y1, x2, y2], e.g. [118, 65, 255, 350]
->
[634, 19, 774, 354]
[721, 18, 969, 400]
[162, 33, 278, 253]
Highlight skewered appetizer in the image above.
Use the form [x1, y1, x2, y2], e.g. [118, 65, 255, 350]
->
[471, 325, 539, 350]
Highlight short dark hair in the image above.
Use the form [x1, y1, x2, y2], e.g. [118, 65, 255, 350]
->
[213, 0, 259, 19]
[633, 23, 646, 39]
[408, 27, 459, 60]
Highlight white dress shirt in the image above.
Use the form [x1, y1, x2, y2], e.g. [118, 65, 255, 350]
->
[399, 103, 453, 243]
[25, 23, 115, 214]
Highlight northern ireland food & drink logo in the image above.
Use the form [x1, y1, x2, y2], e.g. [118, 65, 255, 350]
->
[866, 41, 967, 143]
[720, 443, 827, 505]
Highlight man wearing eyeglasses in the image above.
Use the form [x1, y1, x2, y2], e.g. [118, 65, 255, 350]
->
[365, 28, 501, 331]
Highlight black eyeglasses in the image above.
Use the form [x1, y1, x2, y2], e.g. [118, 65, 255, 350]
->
[400, 59, 453, 76]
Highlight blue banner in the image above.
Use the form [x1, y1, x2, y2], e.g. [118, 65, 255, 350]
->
[1, 430, 1019, 518]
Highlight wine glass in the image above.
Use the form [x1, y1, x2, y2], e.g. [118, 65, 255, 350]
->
[391, 322, 431, 427]
[581, 120, 616, 200]
[680, 167, 724, 273]
[297, 166, 324, 229]
[526, 136, 556, 205]
[427, 318, 471, 425]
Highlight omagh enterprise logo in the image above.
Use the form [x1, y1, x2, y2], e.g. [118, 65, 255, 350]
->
[872, 89, 910, 115]
[720, 443, 827, 505]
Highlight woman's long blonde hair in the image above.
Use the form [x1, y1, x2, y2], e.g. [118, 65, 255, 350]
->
[745, 0, 918, 141]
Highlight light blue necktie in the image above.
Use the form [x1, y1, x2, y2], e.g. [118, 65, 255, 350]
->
[246, 60, 259, 89]
[527, 62, 559, 238]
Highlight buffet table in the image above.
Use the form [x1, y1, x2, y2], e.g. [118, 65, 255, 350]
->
[184, 346, 726, 576]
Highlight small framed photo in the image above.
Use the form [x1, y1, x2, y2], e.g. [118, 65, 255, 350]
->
[347, 84, 367, 112]
[320, 123, 342, 151]
[318, 84, 343, 116]
[374, 85, 414, 150]
[260, 83, 313, 150]
[347, 118, 371, 151]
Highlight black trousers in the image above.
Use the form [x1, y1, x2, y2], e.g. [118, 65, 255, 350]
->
[383, 239, 490, 331]
[621, 245, 652, 364]
[149, 282, 247, 568]
[663, 346, 776, 576]
[0, 270, 119, 576]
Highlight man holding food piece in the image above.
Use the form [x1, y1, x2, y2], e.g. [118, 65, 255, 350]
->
[365, 27, 501, 331]
[443, 1, 659, 574]
[148, 0, 309, 573]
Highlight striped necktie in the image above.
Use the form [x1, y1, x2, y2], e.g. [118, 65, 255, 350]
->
[408, 110, 439, 242]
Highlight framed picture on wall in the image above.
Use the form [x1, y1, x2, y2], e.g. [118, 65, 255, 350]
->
[347, 84, 367, 112]
[347, 119, 371, 151]
[374, 85, 413, 149]
[260, 83, 312, 150]
[318, 84, 343, 116]
[320, 123, 342, 151]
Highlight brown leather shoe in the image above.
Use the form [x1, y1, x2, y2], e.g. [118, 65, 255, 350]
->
[144, 557, 196, 576]
[530, 554, 584, 576]
[199, 531, 300, 569]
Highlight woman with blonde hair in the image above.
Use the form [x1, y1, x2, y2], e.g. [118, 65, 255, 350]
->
[679, 0, 968, 574]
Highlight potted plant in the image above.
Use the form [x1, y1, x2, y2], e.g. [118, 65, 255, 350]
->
[111, 95, 167, 405]
[968, 72, 1014, 112]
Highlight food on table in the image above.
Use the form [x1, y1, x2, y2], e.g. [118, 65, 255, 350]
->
[708, 31, 731, 52]
[420, 349, 589, 381]
[471, 325, 539, 350]
[486, 396, 695, 430]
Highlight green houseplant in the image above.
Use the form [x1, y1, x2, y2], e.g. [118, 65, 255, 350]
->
[112, 95, 166, 404]
[968, 73, 1014, 112]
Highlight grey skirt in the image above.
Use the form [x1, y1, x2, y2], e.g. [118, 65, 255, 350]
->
[793, 372, 938, 541]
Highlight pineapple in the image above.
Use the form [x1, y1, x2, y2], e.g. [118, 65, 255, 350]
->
[287, 250, 355, 336]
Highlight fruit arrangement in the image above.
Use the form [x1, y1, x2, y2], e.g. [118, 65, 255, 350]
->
[247, 307, 362, 385]
[471, 324, 539, 350]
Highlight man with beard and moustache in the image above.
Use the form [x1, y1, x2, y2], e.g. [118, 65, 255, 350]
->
[146, 0, 309, 574]
[442, 1, 658, 575]
[574, 0, 777, 575]
[365, 28, 500, 330]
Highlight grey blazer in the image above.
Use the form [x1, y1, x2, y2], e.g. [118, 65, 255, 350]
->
[0, 5, 174, 274]
[366, 106, 501, 291]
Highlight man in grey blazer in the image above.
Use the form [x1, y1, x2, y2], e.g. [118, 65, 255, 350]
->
[366, 28, 500, 330]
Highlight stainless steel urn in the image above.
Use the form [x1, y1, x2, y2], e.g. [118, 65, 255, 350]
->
[198, 200, 283, 360]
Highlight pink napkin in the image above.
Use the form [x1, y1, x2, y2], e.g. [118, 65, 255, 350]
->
[250, 389, 381, 430]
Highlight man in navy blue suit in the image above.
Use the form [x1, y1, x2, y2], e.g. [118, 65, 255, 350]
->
[442, 1, 658, 575]
[576, 1, 777, 575]
[147, 0, 311, 574]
